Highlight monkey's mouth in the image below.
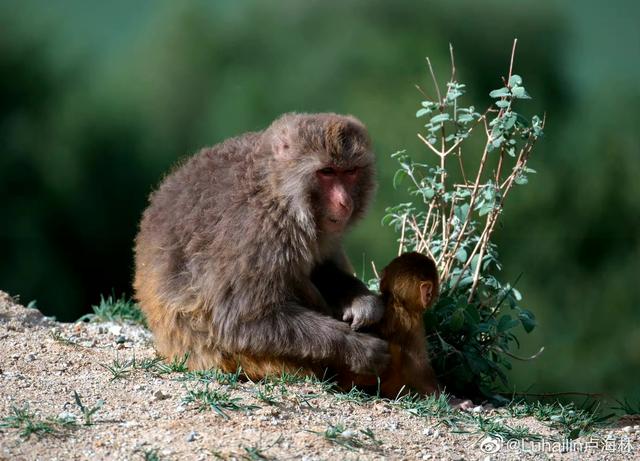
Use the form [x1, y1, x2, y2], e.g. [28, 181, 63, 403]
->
[325, 217, 347, 231]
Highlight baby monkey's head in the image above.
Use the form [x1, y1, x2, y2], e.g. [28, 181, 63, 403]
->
[380, 252, 440, 312]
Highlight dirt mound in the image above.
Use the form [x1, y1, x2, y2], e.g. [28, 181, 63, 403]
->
[0, 291, 637, 460]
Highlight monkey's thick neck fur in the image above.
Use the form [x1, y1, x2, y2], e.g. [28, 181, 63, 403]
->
[134, 113, 383, 377]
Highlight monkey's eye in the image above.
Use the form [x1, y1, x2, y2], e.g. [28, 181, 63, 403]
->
[317, 167, 337, 177]
[344, 168, 358, 176]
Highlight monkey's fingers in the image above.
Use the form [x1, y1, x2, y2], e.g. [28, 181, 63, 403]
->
[342, 308, 355, 324]
[344, 295, 384, 330]
[349, 314, 367, 331]
[343, 307, 366, 330]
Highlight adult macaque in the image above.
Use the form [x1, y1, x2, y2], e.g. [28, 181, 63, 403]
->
[331, 252, 440, 398]
[134, 113, 389, 379]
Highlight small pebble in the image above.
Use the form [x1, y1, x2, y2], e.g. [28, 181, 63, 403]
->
[115, 335, 126, 344]
[25, 353, 36, 362]
[121, 421, 139, 428]
[471, 405, 484, 413]
[57, 411, 77, 423]
[422, 427, 432, 436]
[153, 390, 171, 401]
[341, 429, 356, 439]
[622, 426, 633, 433]
[185, 431, 197, 442]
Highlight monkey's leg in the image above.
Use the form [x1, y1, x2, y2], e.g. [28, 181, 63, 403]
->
[231, 355, 318, 381]
[134, 265, 229, 370]
[403, 351, 440, 396]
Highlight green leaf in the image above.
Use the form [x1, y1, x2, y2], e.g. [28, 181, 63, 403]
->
[514, 175, 528, 185]
[430, 113, 450, 124]
[489, 87, 510, 98]
[509, 74, 523, 86]
[497, 314, 520, 332]
[491, 135, 505, 149]
[470, 254, 480, 272]
[479, 204, 493, 216]
[512, 288, 522, 301]
[465, 303, 481, 323]
[423, 187, 435, 200]
[457, 275, 474, 288]
[519, 309, 537, 333]
[448, 309, 465, 331]
[503, 113, 517, 130]
[416, 108, 430, 118]
[392, 169, 406, 188]
[511, 86, 531, 99]
[455, 248, 468, 262]
[454, 203, 469, 221]
[495, 100, 510, 108]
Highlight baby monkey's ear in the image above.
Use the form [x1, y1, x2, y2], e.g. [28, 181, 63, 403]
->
[419, 281, 435, 309]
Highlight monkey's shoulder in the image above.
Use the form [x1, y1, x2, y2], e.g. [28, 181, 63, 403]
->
[199, 131, 263, 163]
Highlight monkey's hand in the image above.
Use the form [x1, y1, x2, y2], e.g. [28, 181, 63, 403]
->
[344, 333, 390, 375]
[342, 294, 384, 330]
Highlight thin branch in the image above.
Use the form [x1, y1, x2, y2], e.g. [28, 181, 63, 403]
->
[507, 38, 518, 83]
[417, 133, 445, 157]
[409, 216, 436, 261]
[457, 146, 468, 185]
[415, 84, 429, 100]
[425, 57, 442, 103]
[448, 204, 493, 293]
[370, 261, 379, 279]
[442, 135, 491, 281]
[495, 149, 505, 184]
[398, 214, 408, 256]
[467, 226, 489, 302]
[493, 346, 545, 361]
[449, 43, 456, 83]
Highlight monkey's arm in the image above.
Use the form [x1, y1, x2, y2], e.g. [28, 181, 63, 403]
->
[311, 256, 384, 330]
[217, 301, 389, 376]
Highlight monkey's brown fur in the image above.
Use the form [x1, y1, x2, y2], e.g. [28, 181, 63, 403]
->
[134, 113, 389, 380]
[337, 252, 440, 398]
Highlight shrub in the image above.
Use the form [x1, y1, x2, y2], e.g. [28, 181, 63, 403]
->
[382, 40, 545, 399]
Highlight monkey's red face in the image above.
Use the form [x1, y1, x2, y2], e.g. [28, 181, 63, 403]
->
[315, 166, 359, 233]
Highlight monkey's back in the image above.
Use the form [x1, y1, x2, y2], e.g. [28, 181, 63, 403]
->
[133, 132, 266, 360]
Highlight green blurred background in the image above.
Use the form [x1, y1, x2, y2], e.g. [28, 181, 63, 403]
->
[1, 0, 638, 398]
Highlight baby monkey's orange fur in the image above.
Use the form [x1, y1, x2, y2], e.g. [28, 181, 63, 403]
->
[337, 252, 440, 398]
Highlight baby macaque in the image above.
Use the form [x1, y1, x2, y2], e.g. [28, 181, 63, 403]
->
[336, 252, 440, 398]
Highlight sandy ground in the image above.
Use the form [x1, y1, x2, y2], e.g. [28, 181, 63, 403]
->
[0, 291, 638, 461]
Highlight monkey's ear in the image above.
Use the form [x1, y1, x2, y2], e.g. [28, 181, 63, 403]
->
[271, 123, 295, 161]
[419, 281, 434, 309]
